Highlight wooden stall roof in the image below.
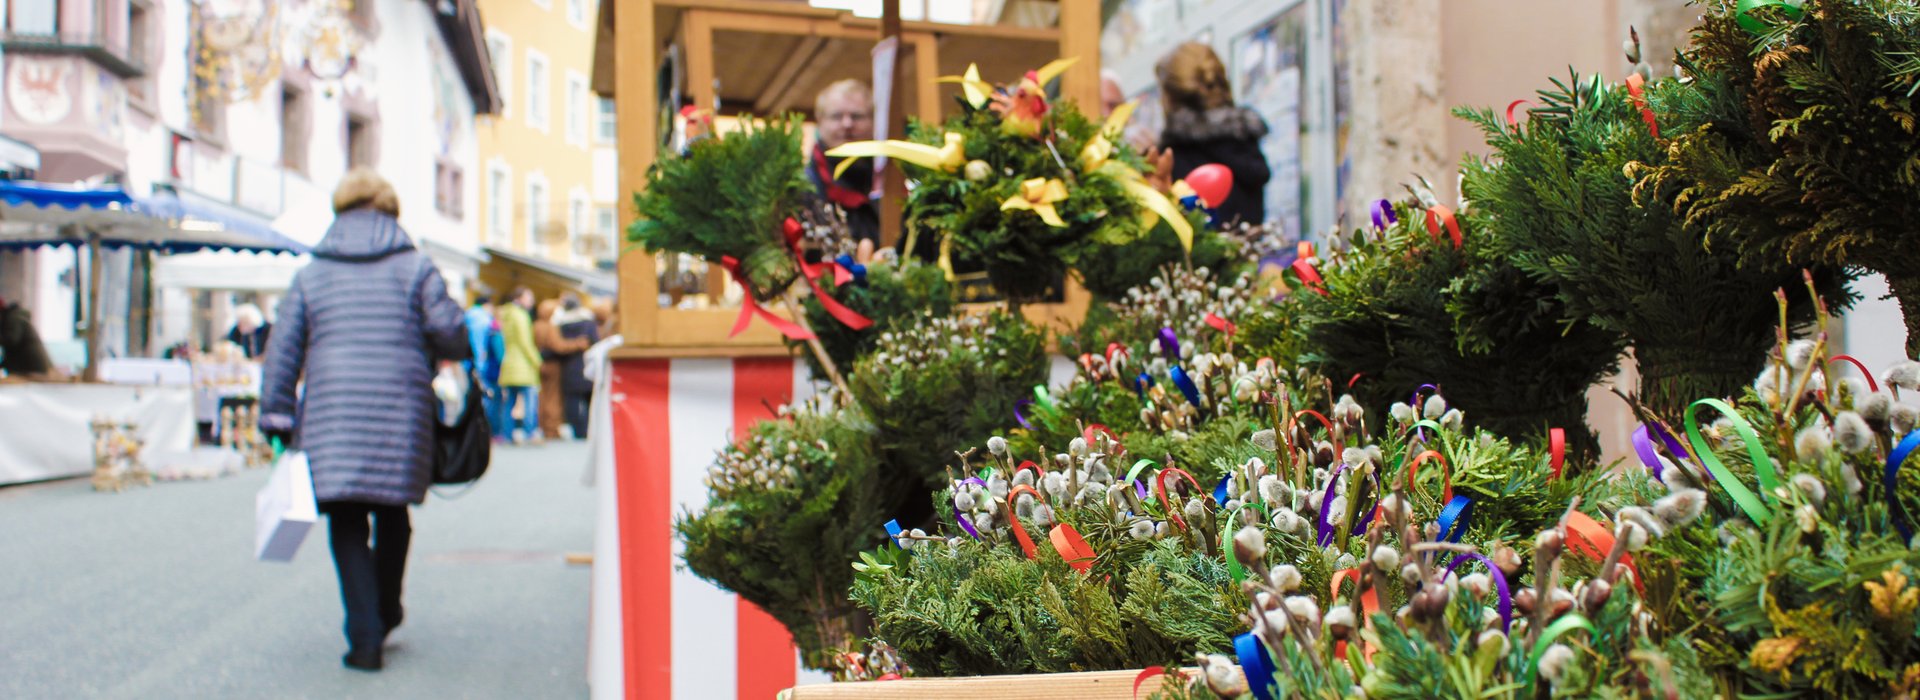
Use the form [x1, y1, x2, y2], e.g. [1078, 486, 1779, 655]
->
[593, 0, 1061, 122]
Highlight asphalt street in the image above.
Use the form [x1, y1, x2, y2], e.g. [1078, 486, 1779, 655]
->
[0, 441, 596, 700]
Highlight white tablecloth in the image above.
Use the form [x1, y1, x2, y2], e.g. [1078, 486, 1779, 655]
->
[0, 383, 196, 486]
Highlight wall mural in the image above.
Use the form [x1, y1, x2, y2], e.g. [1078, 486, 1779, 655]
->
[189, 0, 283, 131]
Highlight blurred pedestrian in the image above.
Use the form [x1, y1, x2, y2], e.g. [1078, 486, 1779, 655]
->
[554, 293, 599, 439]
[534, 298, 589, 439]
[463, 288, 506, 441]
[259, 169, 469, 672]
[1155, 42, 1272, 226]
[497, 287, 541, 444]
[225, 303, 272, 359]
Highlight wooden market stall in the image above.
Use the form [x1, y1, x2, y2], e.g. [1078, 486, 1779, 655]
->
[585, 2, 1101, 699]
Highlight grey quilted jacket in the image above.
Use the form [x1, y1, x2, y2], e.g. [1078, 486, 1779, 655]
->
[261, 209, 470, 505]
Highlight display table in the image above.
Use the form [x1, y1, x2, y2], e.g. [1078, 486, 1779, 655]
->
[0, 383, 196, 486]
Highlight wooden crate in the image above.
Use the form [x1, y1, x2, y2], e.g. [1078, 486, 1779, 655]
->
[781, 668, 1188, 700]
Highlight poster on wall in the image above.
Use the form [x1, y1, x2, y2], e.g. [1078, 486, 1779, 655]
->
[1231, 6, 1306, 246]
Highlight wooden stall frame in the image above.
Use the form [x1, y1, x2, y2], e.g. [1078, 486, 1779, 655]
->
[604, 0, 1102, 358]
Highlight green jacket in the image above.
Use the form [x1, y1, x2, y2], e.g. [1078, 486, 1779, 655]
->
[498, 303, 540, 387]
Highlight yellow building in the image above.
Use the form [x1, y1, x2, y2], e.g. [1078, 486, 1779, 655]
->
[476, 0, 617, 301]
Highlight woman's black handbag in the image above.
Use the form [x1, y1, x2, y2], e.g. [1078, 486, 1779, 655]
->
[432, 370, 492, 485]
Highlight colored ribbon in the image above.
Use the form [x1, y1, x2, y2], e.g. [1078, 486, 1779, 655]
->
[1213, 474, 1233, 505]
[1735, 0, 1805, 34]
[785, 218, 873, 332]
[1830, 354, 1879, 393]
[884, 519, 905, 549]
[1443, 552, 1514, 631]
[827, 131, 966, 178]
[1316, 463, 1349, 547]
[1132, 666, 1185, 700]
[1631, 424, 1666, 481]
[1886, 430, 1920, 542]
[1004, 484, 1044, 560]
[1549, 428, 1566, 480]
[1329, 567, 1382, 660]
[1683, 398, 1781, 525]
[1125, 458, 1158, 501]
[1133, 372, 1154, 398]
[1223, 502, 1271, 583]
[1623, 73, 1660, 140]
[1049, 523, 1097, 573]
[1205, 312, 1236, 336]
[1156, 467, 1203, 531]
[1505, 99, 1534, 127]
[1084, 424, 1122, 455]
[1564, 510, 1644, 594]
[1017, 459, 1045, 479]
[1013, 399, 1035, 430]
[1424, 206, 1462, 248]
[1156, 328, 1181, 360]
[1120, 177, 1195, 253]
[1169, 366, 1202, 408]
[832, 254, 867, 284]
[1436, 495, 1473, 543]
[719, 255, 813, 339]
[1525, 614, 1595, 684]
[1290, 258, 1327, 295]
[1403, 449, 1453, 504]
[1235, 633, 1278, 700]
[1001, 177, 1071, 227]
[1369, 198, 1397, 231]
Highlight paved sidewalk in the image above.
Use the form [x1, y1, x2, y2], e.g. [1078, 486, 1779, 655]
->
[0, 441, 596, 700]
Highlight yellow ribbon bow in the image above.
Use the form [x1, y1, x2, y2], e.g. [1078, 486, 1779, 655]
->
[1120, 176, 1194, 253]
[937, 64, 992, 110]
[826, 132, 967, 179]
[1001, 178, 1071, 227]
[1078, 100, 1139, 172]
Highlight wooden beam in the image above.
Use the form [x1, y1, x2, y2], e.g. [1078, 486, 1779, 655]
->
[615, 0, 662, 346]
[878, 0, 905, 248]
[685, 10, 718, 111]
[1058, 0, 1100, 112]
[908, 33, 940, 122]
[768, 38, 846, 115]
[754, 35, 827, 113]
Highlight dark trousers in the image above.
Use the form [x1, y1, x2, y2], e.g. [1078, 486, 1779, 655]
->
[320, 501, 411, 651]
[563, 390, 591, 439]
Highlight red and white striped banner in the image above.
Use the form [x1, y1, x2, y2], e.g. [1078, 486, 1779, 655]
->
[588, 357, 832, 700]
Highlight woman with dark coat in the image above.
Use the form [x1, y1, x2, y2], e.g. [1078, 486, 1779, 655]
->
[552, 293, 600, 438]
[1156, 42, 1273, 226]
[260, 169, 470, 672]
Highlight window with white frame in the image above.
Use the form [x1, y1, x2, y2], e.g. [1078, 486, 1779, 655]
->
[568, 192, 589, 261]
[526, 175, 549, 255]
[485, 31, 512, 119]
[595, 96, 616, 144]
[565, 72, 588, 146]
[595, 205, 617, 261]
[526, 51, 550, 132]
[566, 0, 588, 28]
[487, 164, 512, 247]
[11, 0, 58, 35]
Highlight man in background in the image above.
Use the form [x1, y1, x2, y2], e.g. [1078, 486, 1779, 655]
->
[807, 79, 879, 246]
[464, 287, 506, 439]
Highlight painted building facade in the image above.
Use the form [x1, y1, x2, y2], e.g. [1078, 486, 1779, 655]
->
[475, 0, 616, 298]
[0, 0, 498, 366]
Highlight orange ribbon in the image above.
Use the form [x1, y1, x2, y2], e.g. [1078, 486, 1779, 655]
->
[1424, 206, 1462, 248]
[1624, 73, 1660, 139]
[1004, 484, 1044, 560]
[1049, 524, 1096, 573]
[1330, 568, 1380, 660]
[1564, 511, 1644, 594]
[1290, 258, 1327, 295]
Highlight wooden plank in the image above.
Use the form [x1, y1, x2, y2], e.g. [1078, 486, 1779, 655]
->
[1057, 0, 1101, 112]
[614, 0, 661, 346]
[609, 343, 797, 359]
[782, 668, 1184, 700]
[909, 34, 941, 123]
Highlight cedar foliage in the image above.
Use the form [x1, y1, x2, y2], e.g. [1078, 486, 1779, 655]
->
[1458, 72, 1837, 416]
[1640, 0, 1920, 356]
[791, 262, 954, 381]
[628, 117, 813, 300]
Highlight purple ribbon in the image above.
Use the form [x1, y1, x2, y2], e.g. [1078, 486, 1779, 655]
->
[1014, 399, 1034, 430]
[1442, 552, 1514, 632]
[1316, 463, 1348, 547]
[1369, 199, 1397, 231]
[1630, 422, 1690, 482]
[1157, 328, 1180, 361]
[955, 477, 986, 539]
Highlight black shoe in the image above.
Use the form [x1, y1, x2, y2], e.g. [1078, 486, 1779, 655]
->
[343, 648, 384, 671]
[382, 610, 404, 636]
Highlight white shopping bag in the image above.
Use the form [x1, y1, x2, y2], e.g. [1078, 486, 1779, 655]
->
[255, 450, 318, 561]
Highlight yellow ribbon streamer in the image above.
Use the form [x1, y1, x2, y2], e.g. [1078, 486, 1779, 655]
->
[1001, 178, 1070, 227]
[1121, 178, 1194, 253]
[936, 64, 992, 110]
[826, 132, 966, 179]
[1032, 57, 1078, 88]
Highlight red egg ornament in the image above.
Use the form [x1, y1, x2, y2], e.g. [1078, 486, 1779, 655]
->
[1186, 164, 1233, 208]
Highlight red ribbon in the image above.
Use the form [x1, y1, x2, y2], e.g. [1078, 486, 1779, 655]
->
[1624, 73, 1660, 139]
[1505, 99, 1534, 127]
[1830, 354, 1879, 393]
[1291, 258, 1327, 295]
[719, 255, 814, 339]
[1565, 511, 1644, 594]
[1005, 484, 1044, 560]
[812, 146, 870, 209]
[1403, 449, 1453, 504]
[1548, 428, 1567, 480]
[1049, 524, 1096, 573]
[784, 218, 873, 332]
[1330, 568, 1380, 660]
[1155, 467, 1204, 531]
[1424, 205, 1462, 248]
[1132, 666, 1184, 700]
[1205, 312, 1237, 336]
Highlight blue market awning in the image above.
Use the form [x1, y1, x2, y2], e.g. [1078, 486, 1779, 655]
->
[0, 181, 309, 255]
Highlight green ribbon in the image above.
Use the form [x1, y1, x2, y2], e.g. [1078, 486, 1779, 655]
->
[1735, 0, 1804, 35]
[1683, 398, 1780, 525]
[1125, 458, 1158, 502]
[1222, 502, 1271, 583]
[1525, 613, 1595, 684]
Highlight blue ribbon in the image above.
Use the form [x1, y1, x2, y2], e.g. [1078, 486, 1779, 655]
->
[1214, 474, 1232, 505]
[1170, 366, 1202, 408]
[1178, 194, 1218, 228]
[1235, 632, 1278, 700]
[1887, 430, 1920, 542]
[884, 519, 905, 549]
[1436, 495, 1473, 543]
[833, 254, 868, 284]
[1134, 372, 1154, 398]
